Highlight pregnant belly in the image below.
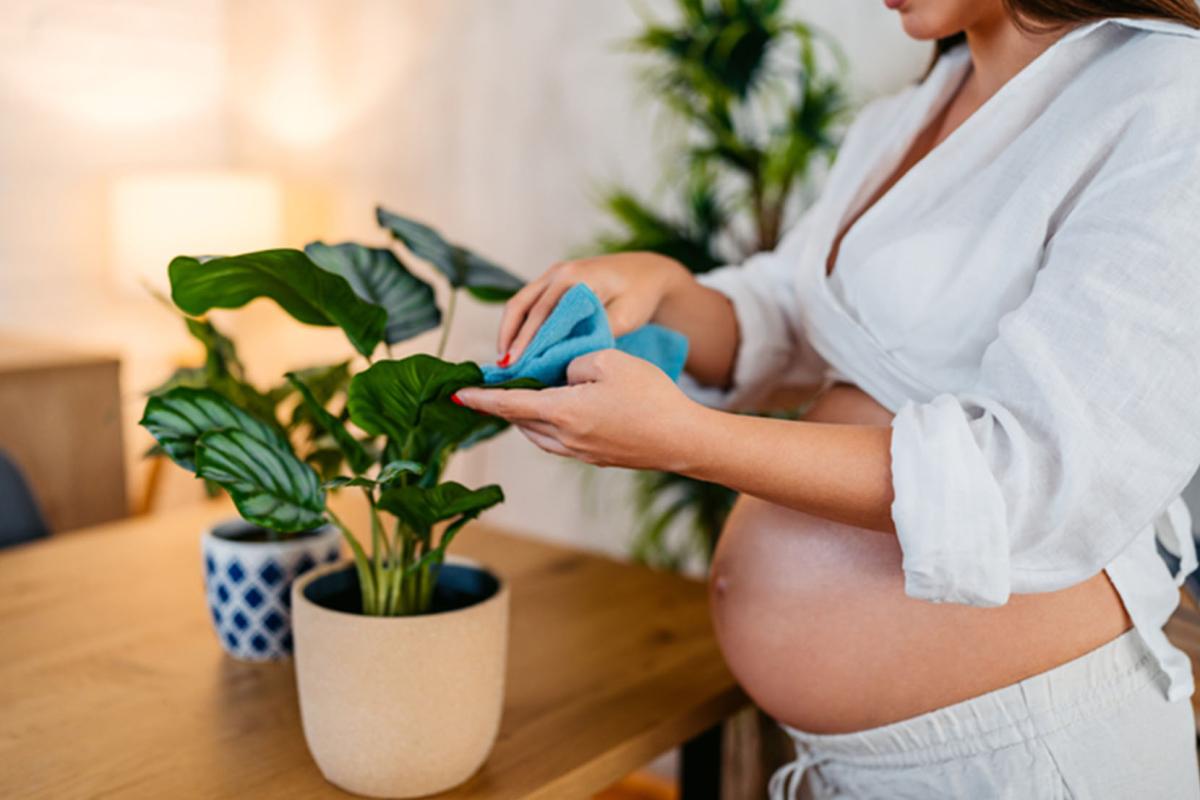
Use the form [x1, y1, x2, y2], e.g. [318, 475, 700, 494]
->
[708, 385, 1131, 734]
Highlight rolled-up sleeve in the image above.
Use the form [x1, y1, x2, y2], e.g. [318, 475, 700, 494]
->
[681, 212, 829, 410]
[891, 144, 1200, 606]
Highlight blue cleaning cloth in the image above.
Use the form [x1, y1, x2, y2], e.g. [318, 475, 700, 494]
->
[481, 283, 689, 386]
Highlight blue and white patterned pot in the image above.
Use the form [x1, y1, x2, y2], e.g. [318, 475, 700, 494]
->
[201, 518, 341, 662]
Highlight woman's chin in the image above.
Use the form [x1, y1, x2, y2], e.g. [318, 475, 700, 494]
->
[898, 14, 959, 42]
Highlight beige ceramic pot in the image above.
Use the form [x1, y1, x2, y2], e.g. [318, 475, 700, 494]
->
[292, 558, 509, 798]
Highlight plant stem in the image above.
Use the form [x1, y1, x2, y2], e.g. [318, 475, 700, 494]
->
[367, 493, 386, 612]
[326, 508, 377, 614]
[435, 288, 458, 358]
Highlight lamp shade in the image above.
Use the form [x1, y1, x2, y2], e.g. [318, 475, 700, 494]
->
[110, 171, 283, 295]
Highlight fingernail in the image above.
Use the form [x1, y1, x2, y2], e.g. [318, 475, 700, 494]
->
[497, 352, 513, 368]
[450, 393, 464, 406]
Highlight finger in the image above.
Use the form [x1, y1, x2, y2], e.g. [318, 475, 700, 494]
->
[566, 350, 608, 385]
[508, 280, 574, 362]
[454, 387, 553, 421]
[497, 277, 550, 356]
[516, 425, 575, 458]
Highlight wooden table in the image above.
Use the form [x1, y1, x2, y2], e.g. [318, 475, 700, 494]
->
[0, 500, 748, 799]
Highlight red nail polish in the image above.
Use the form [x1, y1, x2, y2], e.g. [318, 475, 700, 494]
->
[450, 393, 464, 406]
[497, 352, 513, 368]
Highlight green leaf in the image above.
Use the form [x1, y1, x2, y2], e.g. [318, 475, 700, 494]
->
[177, 314, 285, 427]
[305, 242, 442, 344]
[323, 461, 422, 491]
[195, 429, 326, 533]
[323, 476, 368, 490]
[284, 361, 352, 435]
[169, 249, 388, 356]
[305, 447, 345, 481]
[286, 371, 373, 474]
[378, 459, 424, 484]
[375, 207, 524, 302]
[139, 387, 285, 471]
[289, 362, 352, 401]
[377, 482, 503, 534]
[207, 371, 283, 432]
[346, 355, 483, 445]
[185, 317, 245, 381]
[405, 374, 542, 465]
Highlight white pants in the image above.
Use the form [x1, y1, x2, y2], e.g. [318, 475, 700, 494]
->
[772, 630, 1199, 799]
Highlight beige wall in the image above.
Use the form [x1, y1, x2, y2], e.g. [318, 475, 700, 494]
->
[0, 1, 927, 550]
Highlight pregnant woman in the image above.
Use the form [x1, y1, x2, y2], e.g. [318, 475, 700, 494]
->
[455, 0, 1200, 796]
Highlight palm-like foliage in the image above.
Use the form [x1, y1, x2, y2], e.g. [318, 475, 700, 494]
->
[593, 0, 846, 570]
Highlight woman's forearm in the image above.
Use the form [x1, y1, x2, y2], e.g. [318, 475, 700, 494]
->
[677, 408, 897, 534]
[652, 272, 740, 389]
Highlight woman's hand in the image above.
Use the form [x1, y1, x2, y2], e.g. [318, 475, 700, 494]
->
[454, 349, 707, 472]
[497, 252, 691, 363]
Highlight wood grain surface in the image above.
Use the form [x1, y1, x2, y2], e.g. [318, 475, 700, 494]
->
[0, 498, 747, 799]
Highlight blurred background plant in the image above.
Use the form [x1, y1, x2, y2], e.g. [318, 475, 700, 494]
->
[587, 0, 849, 570]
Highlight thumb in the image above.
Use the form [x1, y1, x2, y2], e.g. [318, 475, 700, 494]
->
[566, 351, 607, 385]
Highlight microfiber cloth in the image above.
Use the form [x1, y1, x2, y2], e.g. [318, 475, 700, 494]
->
[481, 283, 689, 386]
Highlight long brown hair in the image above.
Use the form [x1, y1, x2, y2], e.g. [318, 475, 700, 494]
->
[934, 0, 1200, 59]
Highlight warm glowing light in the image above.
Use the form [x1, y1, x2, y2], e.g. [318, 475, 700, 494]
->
[110, 171, 283, 296]
[0, 2, 224, 129]
[229, 2, 416, 150]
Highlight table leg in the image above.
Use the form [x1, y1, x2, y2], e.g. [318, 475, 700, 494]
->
[680, 723, 722, 800]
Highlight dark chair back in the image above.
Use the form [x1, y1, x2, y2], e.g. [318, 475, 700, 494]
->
[0, 450, 49, 548]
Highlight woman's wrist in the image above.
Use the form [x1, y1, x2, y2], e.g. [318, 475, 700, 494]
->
[648, 254, 695, 312]
[660, 403, 724, 476]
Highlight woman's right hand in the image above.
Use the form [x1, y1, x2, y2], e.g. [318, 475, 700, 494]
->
[496, 252, 692, 363]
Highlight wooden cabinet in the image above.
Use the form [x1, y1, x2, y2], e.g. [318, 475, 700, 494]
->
[0, 335, 127, 532]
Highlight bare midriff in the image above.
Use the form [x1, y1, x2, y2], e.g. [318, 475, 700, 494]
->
[708, 383, 1132, 734]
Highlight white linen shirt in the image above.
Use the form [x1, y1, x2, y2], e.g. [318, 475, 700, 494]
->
[686, 17, 1200, 700]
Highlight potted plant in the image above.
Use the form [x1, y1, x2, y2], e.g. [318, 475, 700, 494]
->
[144, 285, 382, 662]
[142, 208, 530, 795]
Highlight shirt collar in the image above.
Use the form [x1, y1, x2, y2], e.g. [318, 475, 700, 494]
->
[1066, 15, 1200, 43]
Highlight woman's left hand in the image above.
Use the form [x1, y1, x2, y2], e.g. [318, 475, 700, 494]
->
[453, 349, 706, 471]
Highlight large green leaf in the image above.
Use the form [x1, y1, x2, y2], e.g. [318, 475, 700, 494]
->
[195, 429, 326, 532]
[417, 376, 540, 453]
[169, 249, 388, 356]
[377, 481, 503, 533]
[286, 371, 372, 474]
[346, 355, 483, 446]
[140, 387, 285, 471]
[305, 241, 442, 344]
[375, 207, 524, 302]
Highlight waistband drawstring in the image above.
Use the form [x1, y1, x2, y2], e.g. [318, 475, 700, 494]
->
[769, 744, 817, 800]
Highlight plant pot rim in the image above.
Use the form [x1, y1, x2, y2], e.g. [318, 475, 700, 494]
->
[292, 557, 507, 624]
[202, 517, 336, 547]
